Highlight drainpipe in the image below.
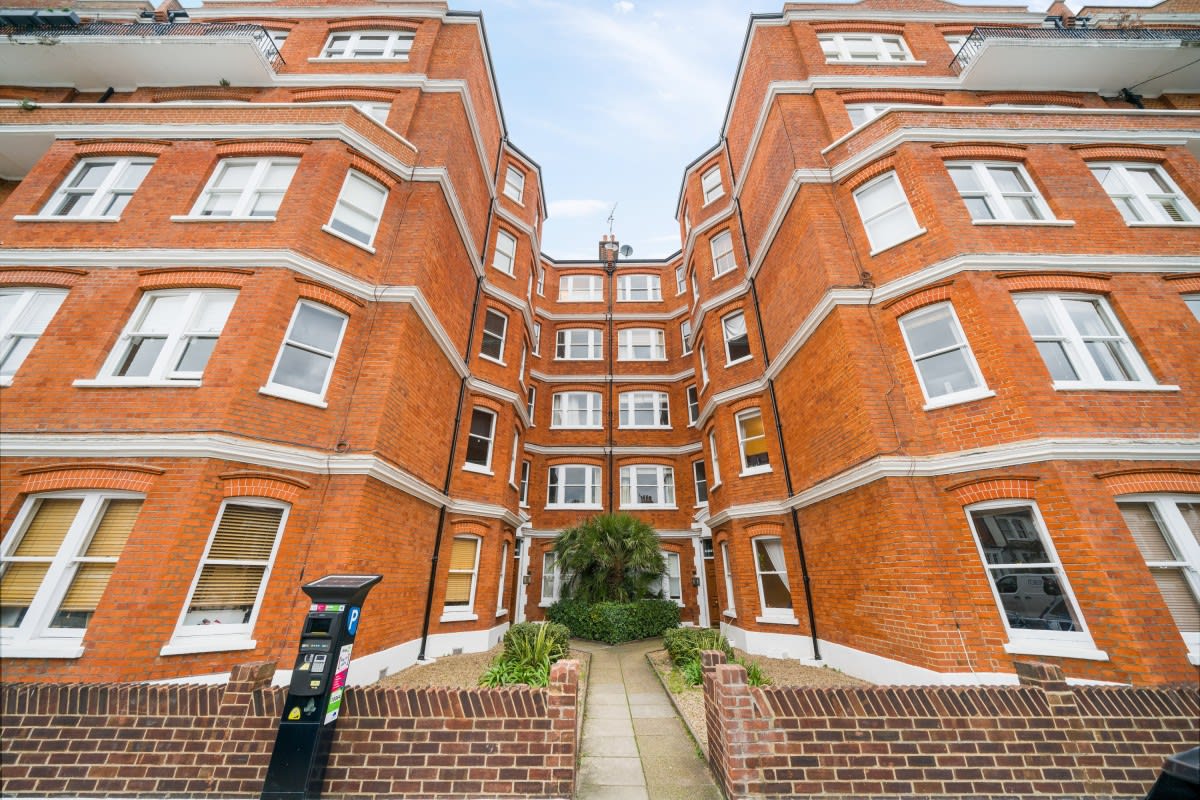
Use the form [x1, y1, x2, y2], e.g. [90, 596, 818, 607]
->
[604, 240, 616, 511]
[723, 139, 822, 660]
[417, 137, 505, 661]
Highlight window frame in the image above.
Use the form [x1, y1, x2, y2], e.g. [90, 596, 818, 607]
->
[846, 103, 891, 127]
[618, 390, 671, 429]
[1013, 293, 1156, 390]
[686, 385, 700, 425]
[965, 500, 1100, 657]
[555, 328, 603, 361]
[1115, 494, 1200, 663]
[699, 342, 709, 386]
[526, 385, 537, 421]
[619, 465, 677, 509]
[819, 32, 916, 63]
[540, 551, 565, 606]
[551, 391, 603, 429]
[701, 166, 724, 205]
[503, 165, 526, 204]
[507, 430, 520, 488]
[39, 156, 155, 219]
[493, 229, 517, 276]
[319, 29, 414, 60]
[710, 230, 736, 277]
[480, 308, 509, 365]
[853, 171, 923, 254]
[558, 274, 604, 302]
[617, 328, 667, 361]
[897, 302, 992, 409]
[0, 287, 67, 384]
[616, 274, 662, 302]
[325, 169, 388, 249]
[946, 161, 1055, 223]
[692, 459, 708, 506]
[189, 157, 298, 220]
[721, 541, 736, 617]
[96, 288, 237, 386]
[261, 300, 349, 407]
[0, 491, 144, 656]
[441, 535, 481, 620]
[463, 407, 497, 474]
[680, 319, 693, 355]
[496, 541, 509, 617]
[518, 460, 531, 507]
[659, 550, 683, 605]
[736, 408, 771, 475]
[721, 310, 752, 365]
[675, 266, 687, 296]
[752, 536, 796, 623]
[708, 431, 722, 488]
[546, 464, 602, 509]
[1089, 162, 1200, 226]
[1185, 294, 1200, 323]
[532, 321, 542, 355]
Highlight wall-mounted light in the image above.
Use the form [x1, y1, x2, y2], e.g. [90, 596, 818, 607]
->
[522, 574, 531, 585]
[691, 576, 700, 587]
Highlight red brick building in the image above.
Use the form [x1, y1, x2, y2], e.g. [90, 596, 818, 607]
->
[1, 0, 1198, 688]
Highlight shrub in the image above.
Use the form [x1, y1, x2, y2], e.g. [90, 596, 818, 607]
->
[547, 598, 679, 644]
[662, 627, 733, 667]
[680, 658, 704, 687]
[479, 622, 570, 688]
[737, 657, 771, 687]
[553, 513, 665, 603]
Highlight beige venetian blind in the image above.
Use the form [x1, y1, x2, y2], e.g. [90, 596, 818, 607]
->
[188, 504, 283, 612]
[444, 537, 478, 606]
[0, 498, 82, 610]
[57, 499, 142, 614]
[1120, 503, 1200, 634]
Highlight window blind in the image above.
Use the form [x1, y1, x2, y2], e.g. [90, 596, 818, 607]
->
[188, 505, 282, 611]
[444, 537, 478, 605]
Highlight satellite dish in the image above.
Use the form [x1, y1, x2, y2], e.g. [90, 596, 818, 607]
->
[619, 244, 634, 258]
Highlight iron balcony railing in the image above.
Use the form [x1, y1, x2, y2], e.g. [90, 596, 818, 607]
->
[0, 21, 285, 69]
[950, 26, 1200, 74]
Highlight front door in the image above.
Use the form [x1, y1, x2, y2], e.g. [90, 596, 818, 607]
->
[702, 537, 720, 627]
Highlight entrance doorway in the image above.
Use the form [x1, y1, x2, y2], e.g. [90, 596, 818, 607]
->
[701, 537, 719, 627]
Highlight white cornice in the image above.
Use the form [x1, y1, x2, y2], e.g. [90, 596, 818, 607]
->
[680, 204, 735, 260]
[0, 248, 471, 379]
[189, 5, 449, 20]
[481, 282, 535, 338]
[704, 437, 1200, 527]
[522, 442, 703, 456]
[467, 377, 531, 429]
[695, 379, 767, 429]
[528, 369, 695, 384]
[533, 308, 687, 323]
[692, 281, 750, 334]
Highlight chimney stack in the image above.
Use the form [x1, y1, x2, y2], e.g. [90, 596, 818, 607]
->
[599, 233, 620, 270]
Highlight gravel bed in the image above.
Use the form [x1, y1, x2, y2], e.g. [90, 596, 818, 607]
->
[379, 644, 589, 689]
[648, 647, 872, 755]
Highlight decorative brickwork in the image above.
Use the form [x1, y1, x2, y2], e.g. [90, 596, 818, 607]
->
[1095, 468, 1200, 497]
[0, 660, 579, 799]
[701, 651, 1199, 800]
[17, 463, 163, 494]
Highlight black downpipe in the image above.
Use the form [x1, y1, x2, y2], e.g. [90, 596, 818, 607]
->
[725, 141, 822, 660]
[98, 87, 115, 103]
[417, 137, 505, 661]
[605, 258, 616, 511]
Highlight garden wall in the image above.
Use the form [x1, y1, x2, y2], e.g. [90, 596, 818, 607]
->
[701, 652, 1198, 799]
[1, 660, 579, 798]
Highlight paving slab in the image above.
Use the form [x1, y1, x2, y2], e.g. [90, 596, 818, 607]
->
[578, 756, 645, 786]
[582, 715, 634, 738]
[580, 735, 640, 757]
[576, 786, 651, 800]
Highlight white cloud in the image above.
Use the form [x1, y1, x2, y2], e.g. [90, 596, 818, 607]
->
[613, 1, 635, 13]
[548, 198, 611, 219]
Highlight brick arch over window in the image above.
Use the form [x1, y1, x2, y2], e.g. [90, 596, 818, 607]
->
[843, 154, 900, 193]
[0, 267, 84, 290]
[811, 21, 905, 35]
[294, 278, 364, 316]
[837, 89, 943, 106]
[996, 271, 1112, 294]
[448, 518, 492, 538]
[327, 18, 418, 33]
[17, 463, 164, 495]
[932, 142, 1029, 162]
[347, 154, 398, 190]
[980, 92, 1086, 108]
[213, 140, 309, 159]
[1164, 274, 1200, 294]
[137, 267, 253, 291]
[1070, 143, 1167, 163]
[151, 88, 257, 103]
[614, 456, 676, 470]
[75, 141, 171, 158]
[219, 471, 310, 504]
[946, 475, 1040, 505]
[1095, 468, 1200, 497]
[882, 280, 954, 317]
[291, 87, 396, 103]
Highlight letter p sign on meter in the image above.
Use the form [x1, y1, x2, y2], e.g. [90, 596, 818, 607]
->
[347, 606, 360, 636]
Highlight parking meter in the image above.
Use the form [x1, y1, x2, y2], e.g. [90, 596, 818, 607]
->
[260, 574, 382, 800]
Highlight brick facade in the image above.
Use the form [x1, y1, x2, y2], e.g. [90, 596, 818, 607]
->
[0, 659, 579, 798]
[701, 650, 1199, 799]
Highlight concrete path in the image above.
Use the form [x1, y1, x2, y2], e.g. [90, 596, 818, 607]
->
[572, 638, 722, 800]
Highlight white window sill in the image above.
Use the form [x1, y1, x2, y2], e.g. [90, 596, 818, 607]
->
[549, 425, 604, 430]
[321, 224, 377, 253]
[1050, 382, 1179, 392]
[259, 384, 329, 408]
[702, 193, 725, 208]
[695, 502, 709, 508]
[1127, 222, 1200, 227]
[619, 425, 672, 431]
[722, 609, 737, 619]
[710, 480, 722, 491]
[725, 356, 753, 368]
[1187, 650, 1199, 667]
[756, 614, 800, 626]
[923, 388, 996, 411]
[538, 600, 557, 608]
[310, 56, 411, 63]
[617, 298, 664, 304]
[479, 354, 507, 367]
[617, 357, 669, 362]
[620, 505, 678, 511]
[492, 267, 515, 277]
[1002, 639, 1108, 662]
[971, 219, 1075, 227]
[826, 59, 926, 66]
[0, 376, 12, 387]
[554, 357, 605, 362]
[439, 611, 478, 623]
[0, 640, 84, 659]
[869, 227, 927, 257]
[682, 350, 694, 357]
[160, 636, 257, 657]
[558, 296, 603, 303]
[462, 463, 494, 476]
[713, 269, 736, 280]
[519, 501, 529, 508]
[546, 504, 602, 511]
[502, 193, 524, 205]
[495, 608, 508, 618]
[739, 466, 772, 478]
[171, 214, 276, 223]
[13, 214, 120, 223]
[74, 378, 202, 388]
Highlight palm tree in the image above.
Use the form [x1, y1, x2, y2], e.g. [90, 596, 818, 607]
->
[553, 513, 665, 603]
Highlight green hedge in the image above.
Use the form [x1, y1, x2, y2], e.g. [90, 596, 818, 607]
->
[547, 598, 679, 644]
[662, 627, 733, 666]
